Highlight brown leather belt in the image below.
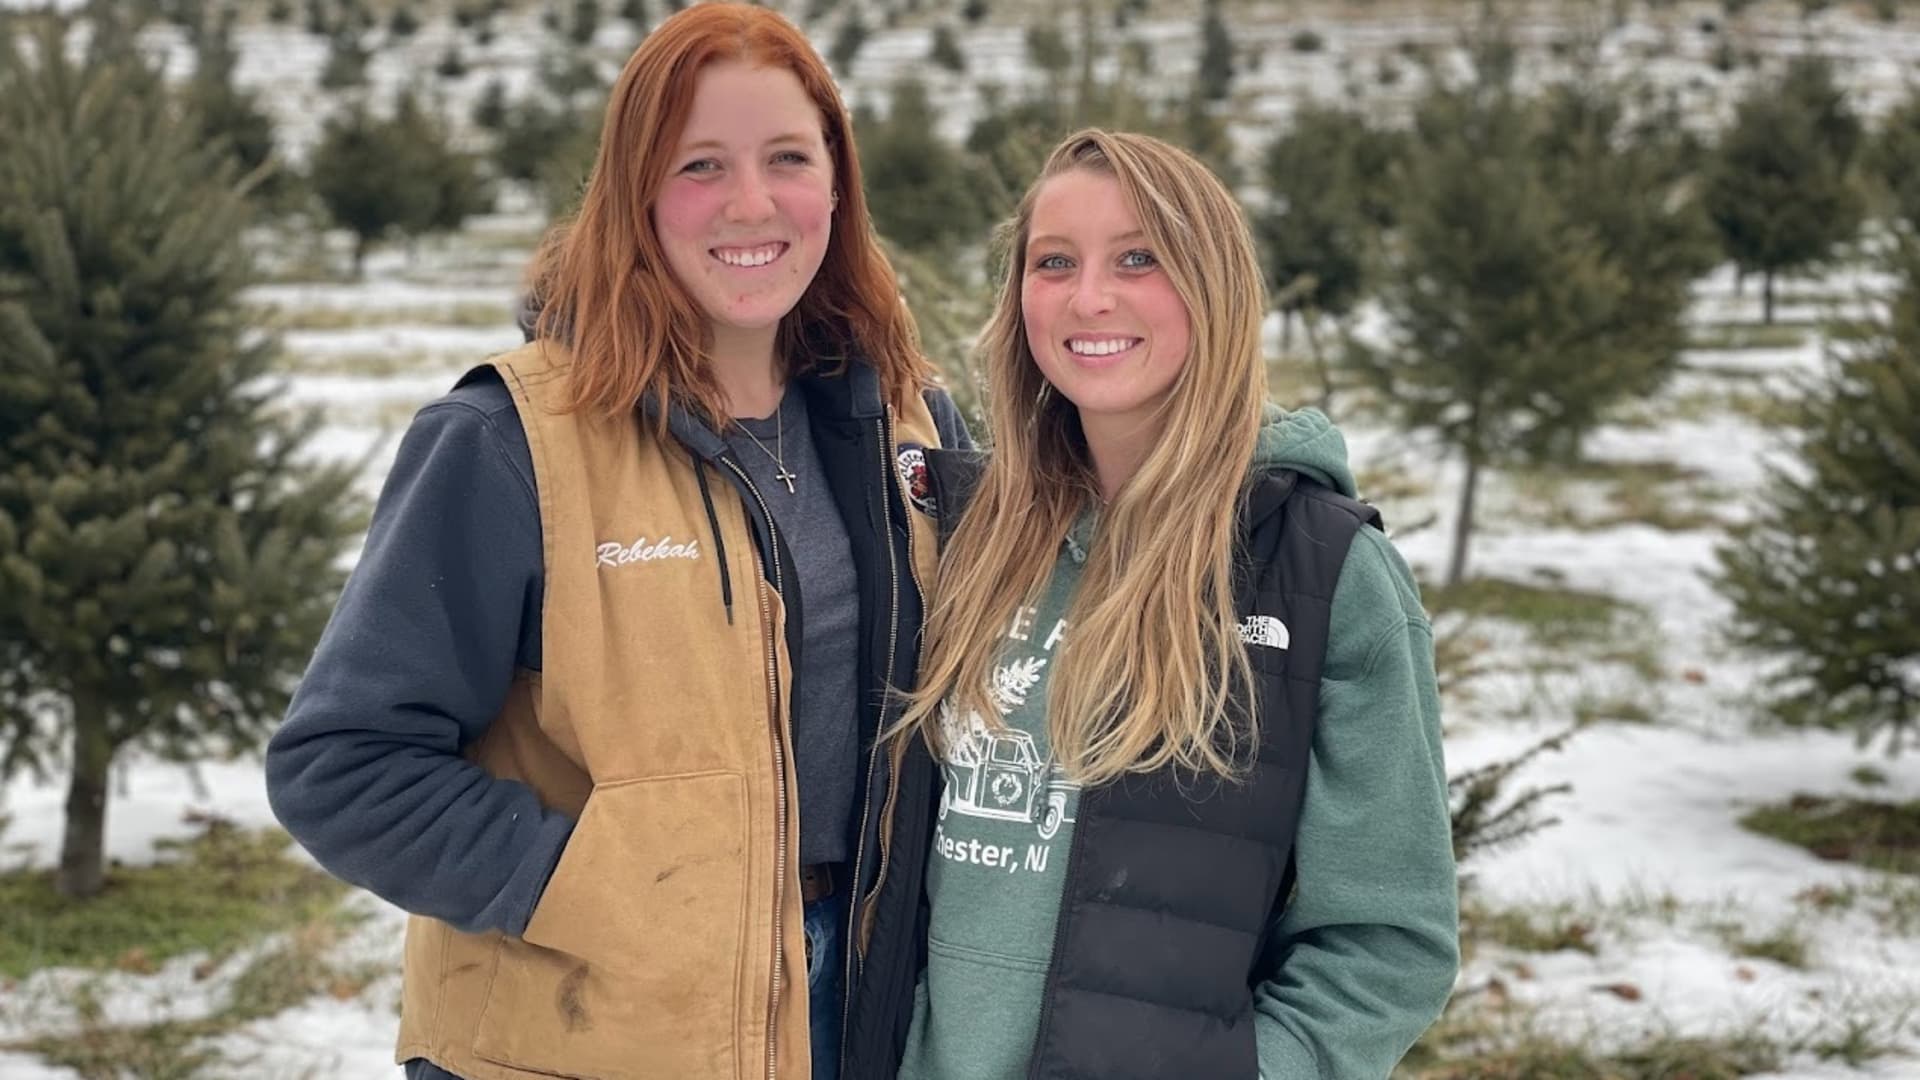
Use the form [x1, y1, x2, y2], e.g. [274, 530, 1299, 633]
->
[800, 862, 835, 904]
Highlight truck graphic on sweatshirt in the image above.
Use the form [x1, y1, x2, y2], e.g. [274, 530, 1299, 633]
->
[936, 658, 1079, 840]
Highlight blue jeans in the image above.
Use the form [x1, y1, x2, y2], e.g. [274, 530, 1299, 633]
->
[805, 889, 848, 1080]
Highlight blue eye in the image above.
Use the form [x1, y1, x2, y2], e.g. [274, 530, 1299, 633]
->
[773, 150, 811, 166]
[1033, 253, 1072, 271]
[1119, 249, 1158, 269]
[681, 158, 719, 175]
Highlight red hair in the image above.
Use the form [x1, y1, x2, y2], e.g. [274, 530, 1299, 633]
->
[528, 1, 932, 424]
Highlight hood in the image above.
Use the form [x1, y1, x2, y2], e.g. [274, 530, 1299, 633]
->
[1252, 402, 1357, 497]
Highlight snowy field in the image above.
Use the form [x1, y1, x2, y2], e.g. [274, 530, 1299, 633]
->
[5, 0, 1920, 1076]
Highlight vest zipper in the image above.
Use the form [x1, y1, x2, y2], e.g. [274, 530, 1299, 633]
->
[1026, 792, 1091, 1080]
[722, 455, 789, 1080]
[862, 407, 924, 924]
[840, 408, 914, 1060]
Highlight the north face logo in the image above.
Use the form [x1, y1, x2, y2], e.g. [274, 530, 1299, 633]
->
[1239, 614, 1289, 650]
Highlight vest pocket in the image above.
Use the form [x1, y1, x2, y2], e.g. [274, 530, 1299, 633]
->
[472, 771, 749, 1079]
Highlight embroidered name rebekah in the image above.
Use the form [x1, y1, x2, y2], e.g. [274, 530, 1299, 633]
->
[596, 535, 701, 568]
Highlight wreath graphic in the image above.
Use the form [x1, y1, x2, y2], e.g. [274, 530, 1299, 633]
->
[990, 772, 1023, 806]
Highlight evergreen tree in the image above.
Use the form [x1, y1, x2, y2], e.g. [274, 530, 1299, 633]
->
[829, 9, 869, 73]
[437, 44, 469, 79]
[1196, 0, 1233, 103]
[856, 79, 993, 255]
[964, 89, 1066, 217]
[488, 94, 599, 220]
[1704, 55, 1865, 323]
[388, 1, 420, 39]
[394, 94, 494, 234]
[930, 22, 966, 73]
[309, 92, 491, 276]
[1024, 20, 1072, 88]
[1869, 90, 1920, 236]
[1358, 44, 1707, 583]
[618, 0, 649, 29]
[473, 77, 510, 131]
[1716, 249, 1920, 749]
[0, 21, 360, 898]
[318, 29, 370, 90]
[1530, 75, 1718, 450]
[1255, 102, 1403, 404]
[569, 0, 600, 46]
[181, 7, 283, 203]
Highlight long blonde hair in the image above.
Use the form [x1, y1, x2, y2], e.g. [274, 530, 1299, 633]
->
[900, 130, 1270, 785]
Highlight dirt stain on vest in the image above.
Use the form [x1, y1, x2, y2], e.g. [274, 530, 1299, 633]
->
[556, 964, 593, 1032]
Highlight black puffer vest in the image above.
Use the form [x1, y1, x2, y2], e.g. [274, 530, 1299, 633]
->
[917, 452, 1380, 1080]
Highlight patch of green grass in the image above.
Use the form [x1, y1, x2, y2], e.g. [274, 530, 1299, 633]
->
[1572, 693, 1656, 727]
[0, 821, 347, 979]
[1852, 764, 1890, 787]
[282, 351, 450, 378]
[1687, 322, 1811, 351]
[1618, 379, 1795, 428]
[1794, 881, 1859, 914]
[13, 907, 379, 1079]
[1606, 1030, 1786, 1078]
[258, 301, 513, 332]
[1424, 577, 1637, 649]
[1401, 1010, 1787, 1079]
[1715, 920, 1810, 969]
[1740, 794, 1920, 876]
[1507, 460, 1728, 533]
[1810, 1014, 1905, 1068]
[1863, 875, 1920, 934]
[24, 996, 224, 1080]
[1465, 900, 1599, 956]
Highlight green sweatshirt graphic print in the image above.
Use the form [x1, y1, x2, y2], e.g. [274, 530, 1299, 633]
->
[897, 516, 1088, 1080]
[900, 406, 1459, 1080]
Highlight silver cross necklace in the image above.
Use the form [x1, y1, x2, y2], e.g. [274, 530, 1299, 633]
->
[739, 413, 797, 494]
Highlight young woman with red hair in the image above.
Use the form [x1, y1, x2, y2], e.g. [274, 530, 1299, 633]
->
[266, 5, 969, 1079]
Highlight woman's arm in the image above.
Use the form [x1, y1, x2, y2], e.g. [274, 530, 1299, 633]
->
[265, 373, 572, 937]
[1253, 528, 1459, 1078]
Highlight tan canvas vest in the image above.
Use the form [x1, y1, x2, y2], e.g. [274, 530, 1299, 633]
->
[394, 341, 943, 1080]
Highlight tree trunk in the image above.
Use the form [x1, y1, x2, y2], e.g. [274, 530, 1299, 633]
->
[1447, 452, 1482, 587]
[1301, 309, 1336, 412]
[1280, 309, 1294, 353]
[352, 234, 369, 280]
[56, 692, 114, 899]
[1763, 270, 1776, 325]
[1073, 0, 1094, 126]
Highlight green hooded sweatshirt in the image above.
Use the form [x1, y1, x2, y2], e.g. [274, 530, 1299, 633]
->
[897, 406, 1458, 1080]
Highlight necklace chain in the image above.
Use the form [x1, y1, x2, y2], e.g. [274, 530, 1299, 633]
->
[738, 411, 797, 494]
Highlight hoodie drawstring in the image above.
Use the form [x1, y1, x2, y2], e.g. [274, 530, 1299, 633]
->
[694, 458, 734, 625]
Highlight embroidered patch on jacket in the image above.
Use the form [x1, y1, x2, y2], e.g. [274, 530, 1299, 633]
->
[595, 535, 701, 569]
[897, 445, 936, 516]
[1238, 614, 1290, 650]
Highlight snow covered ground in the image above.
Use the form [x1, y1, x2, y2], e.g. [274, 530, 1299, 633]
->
[6, 0, 1920, 1076]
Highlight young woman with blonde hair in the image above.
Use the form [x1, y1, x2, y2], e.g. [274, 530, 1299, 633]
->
[896, 130, 1458, 1079]
[265, 5, 968, 1079]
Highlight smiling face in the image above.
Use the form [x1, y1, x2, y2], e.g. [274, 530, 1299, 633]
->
[652, 61, 836, 361]
[1021, 168, 1192, 448]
